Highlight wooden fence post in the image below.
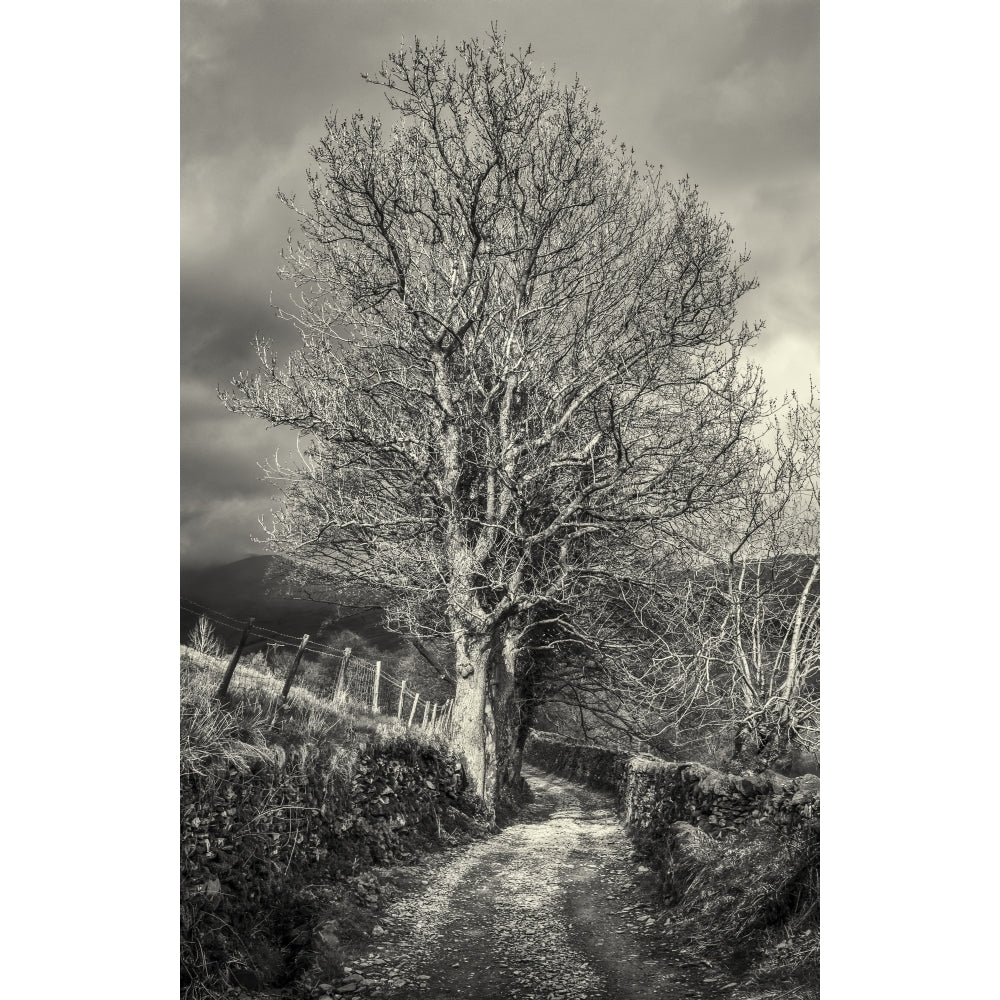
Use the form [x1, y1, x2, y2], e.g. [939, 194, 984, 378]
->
[214, 617, 255, 701]
[334, 646, 351, 701]
[279, 634, 310, 701]
[397, 679, 407, 719]
[372, 660, 382, 714]
[444, 698, 453, 731]
[421, 700, 430, 728]
[408, 691, 420, 728]
[431, 702, 438, 730]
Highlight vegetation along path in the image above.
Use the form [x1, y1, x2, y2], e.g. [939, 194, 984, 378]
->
[335, 765, 736, 1000]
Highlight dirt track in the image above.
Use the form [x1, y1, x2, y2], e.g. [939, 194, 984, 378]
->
[339, 765, 736, 1000]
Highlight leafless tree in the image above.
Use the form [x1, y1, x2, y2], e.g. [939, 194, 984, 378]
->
[225, 30, 772, 803]
[544, 390, 819, 766]
[687, 389, 819, 764]
[187, 614, 223, 660]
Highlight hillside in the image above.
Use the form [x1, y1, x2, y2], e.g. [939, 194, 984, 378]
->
[180, 554, 407, 656]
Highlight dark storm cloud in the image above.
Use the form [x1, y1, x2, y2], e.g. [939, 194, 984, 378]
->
[181, 0, 819, 568]
[181, 277, 304, 379]
[181, 376, 298, 566]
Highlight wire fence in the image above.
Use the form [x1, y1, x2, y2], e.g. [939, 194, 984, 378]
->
[180, 599, 456, 736]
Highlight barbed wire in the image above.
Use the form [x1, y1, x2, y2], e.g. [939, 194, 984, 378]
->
[181, 600, 438, 700]
[180, 599, 404, 671]
[181, 599, 249, 630]
[182, 599, 358, 656]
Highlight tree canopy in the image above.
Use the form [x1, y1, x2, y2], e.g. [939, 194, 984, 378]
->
[226, 30, 805, 801]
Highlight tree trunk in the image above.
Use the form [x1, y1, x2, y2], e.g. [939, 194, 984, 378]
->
[512, 703, 535, 786]
[490, 632, 522, 807]
[447, 627, 528, 809]
[449, 630, 493, 801]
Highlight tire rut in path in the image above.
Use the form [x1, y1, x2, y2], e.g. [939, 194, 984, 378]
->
[343, 765, 728, 1000]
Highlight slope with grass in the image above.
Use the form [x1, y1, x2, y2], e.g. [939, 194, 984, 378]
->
[180, 648, 490, 998]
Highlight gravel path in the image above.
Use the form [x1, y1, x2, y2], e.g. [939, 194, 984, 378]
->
[334, 765, 735, 1000]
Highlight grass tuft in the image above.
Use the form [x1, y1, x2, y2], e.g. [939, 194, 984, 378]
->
[657, 820, 819, 995]
[180, 645, 449, 776]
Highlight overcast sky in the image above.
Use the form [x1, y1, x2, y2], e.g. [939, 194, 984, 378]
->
[180, 0, 819, 569]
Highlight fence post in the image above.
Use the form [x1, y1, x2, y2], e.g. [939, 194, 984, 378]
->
[334, 647, 352, 701]
[372, 660, 382, 714]
[444, 698, 454, 732]
[408, 691, 420, 728]
[431, 702, 438, 730]
[397, 679, 407, 720]
[421, 700, 430, 728]
[214, 617, 255, 701]
[279, 634, 310, 701]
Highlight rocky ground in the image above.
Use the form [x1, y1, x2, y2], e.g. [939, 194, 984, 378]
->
[309, 766, 745, 1000]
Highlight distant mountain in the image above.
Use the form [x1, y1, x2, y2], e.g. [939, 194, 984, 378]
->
[180, 554, 406, 656]
[733, 552, 819, 595]
[181, 555, 302, 611]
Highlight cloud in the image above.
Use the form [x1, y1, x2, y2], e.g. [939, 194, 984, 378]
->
[181, 377, 299, 565]
[181, 494, 273, 568]
[181, 0, 819, 567]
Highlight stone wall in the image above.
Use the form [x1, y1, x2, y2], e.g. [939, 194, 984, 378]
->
[523, 732, 629, 793]
[524, 731, 819, 838]
[181, 733, 481, 991]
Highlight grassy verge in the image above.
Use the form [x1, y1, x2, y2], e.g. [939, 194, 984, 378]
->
[636, 820, 819, 998]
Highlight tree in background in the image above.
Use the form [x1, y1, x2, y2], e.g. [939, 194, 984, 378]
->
[678, 389, 819, 766]
[539, 390, 819, 768]
[187, 613, 224, 659]
[226, 30, 771, 804]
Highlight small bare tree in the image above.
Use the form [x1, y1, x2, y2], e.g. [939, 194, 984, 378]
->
[187, 614, 223, 660]
[693, 389, 820, 763]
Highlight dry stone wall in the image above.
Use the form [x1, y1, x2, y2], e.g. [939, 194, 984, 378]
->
[524, 731, 819, 838]
[522, 734, 628, 793]
[181, 737, 473, 882]
[181, 734, 480, 990]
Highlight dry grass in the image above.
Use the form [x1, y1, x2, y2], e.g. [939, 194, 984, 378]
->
[180, 645, 445, 778]
[663, 822, 819, 995]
